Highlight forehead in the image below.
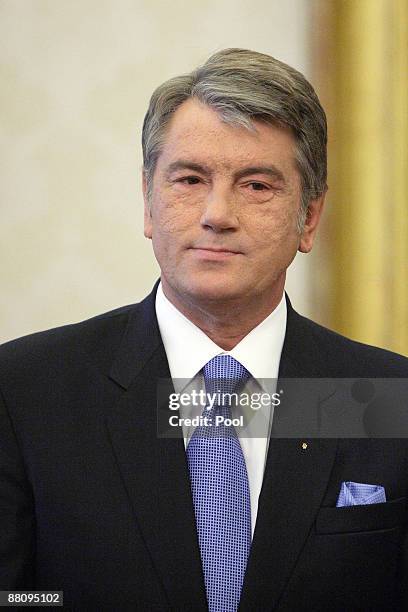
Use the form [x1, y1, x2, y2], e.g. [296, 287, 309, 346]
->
[156, 98, 298, 174]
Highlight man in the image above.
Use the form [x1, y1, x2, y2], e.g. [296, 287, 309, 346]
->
[0, 48, 407, 611]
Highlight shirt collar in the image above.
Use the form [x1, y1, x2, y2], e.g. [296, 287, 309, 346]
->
[155, 281, 287, 384]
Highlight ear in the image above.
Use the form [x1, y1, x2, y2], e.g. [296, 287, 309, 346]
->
[298, 190, 327, 253]
[142, 170, 153, 239]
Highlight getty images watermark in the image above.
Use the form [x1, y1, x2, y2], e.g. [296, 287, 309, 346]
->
[156, 378, 408, 439]
[167, 388, 282, 428]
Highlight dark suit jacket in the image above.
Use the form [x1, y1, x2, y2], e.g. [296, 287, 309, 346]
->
[1, 282, 408, 611]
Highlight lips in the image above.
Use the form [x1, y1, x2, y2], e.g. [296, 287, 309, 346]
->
[188, 246, 242, 260]
[191, 246, 242, 254]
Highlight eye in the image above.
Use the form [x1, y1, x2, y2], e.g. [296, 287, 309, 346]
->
[178, 176, 201, 185]
[248, 181, 269, 191]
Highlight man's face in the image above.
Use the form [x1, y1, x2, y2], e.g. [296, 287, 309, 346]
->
[144, 98, 323, 307]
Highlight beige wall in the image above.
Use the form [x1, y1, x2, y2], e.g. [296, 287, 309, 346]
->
[1, 0, 314, 343]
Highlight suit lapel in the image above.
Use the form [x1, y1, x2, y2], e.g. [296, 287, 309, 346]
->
[240, 437, 338, 610]
[240, 298, 339, 610]
[105, 286, 207, 610]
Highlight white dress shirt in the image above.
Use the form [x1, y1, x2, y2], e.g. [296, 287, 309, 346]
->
[155, 282, 287, 537]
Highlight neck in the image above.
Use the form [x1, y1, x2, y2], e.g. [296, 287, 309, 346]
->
[161, 280, 285, 350]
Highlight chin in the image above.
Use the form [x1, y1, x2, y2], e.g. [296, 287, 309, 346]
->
[179, 275, 244, 303]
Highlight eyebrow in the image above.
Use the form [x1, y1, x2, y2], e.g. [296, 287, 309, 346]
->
[165, 161, 213, 177]
[165, 160, 287, 183]
[233, 166, 286, 183]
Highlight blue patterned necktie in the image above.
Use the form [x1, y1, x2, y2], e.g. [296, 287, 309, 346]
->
[187, 355, 252, 612]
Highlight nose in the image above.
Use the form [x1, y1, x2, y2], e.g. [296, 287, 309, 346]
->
[200, 185, 239, 232]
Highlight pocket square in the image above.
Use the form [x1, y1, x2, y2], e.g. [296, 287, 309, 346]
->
[336, 481, 386, 507]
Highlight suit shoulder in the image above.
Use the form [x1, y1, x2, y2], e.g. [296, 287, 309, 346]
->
[297, 313, 408, 376]
[0, 302, 140, 371]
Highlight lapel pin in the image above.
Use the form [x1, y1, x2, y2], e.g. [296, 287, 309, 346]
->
[301, 442, 308, 450]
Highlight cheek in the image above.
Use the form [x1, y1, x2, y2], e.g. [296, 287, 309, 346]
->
[151, 192, 200, 236]
[242, 203, 299, 249]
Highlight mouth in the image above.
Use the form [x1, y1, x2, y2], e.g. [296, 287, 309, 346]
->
[188, 246, 242, 260]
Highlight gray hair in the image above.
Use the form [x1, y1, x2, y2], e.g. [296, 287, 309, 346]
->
[142, 48, 327, 231]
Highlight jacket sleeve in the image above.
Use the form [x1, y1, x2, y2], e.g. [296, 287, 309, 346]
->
[0, 386, 35, 588]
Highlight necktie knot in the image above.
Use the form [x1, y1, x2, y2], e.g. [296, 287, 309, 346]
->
[203, 355, 251, 397]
